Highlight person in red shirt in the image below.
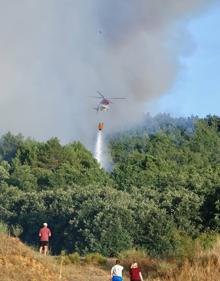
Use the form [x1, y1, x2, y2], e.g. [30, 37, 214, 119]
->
[39, 223, 51, 255]
[129, 262, 144, 281]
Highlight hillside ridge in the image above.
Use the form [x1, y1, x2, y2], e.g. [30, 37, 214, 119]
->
[0, 233, 69, 281]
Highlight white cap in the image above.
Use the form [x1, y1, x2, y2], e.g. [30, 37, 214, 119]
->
[43, 223, 48, 226]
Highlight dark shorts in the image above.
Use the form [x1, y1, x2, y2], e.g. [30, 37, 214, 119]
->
[40, 241, 49, 247]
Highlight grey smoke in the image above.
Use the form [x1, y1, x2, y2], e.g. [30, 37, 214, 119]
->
[0, 0, 215, 147]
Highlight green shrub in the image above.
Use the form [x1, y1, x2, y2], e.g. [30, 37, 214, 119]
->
[56, 255, 72, 265]
[0, 221, 8, 234]
[68, 252, 80, 264]
[168, 230, 196, 260]
[195, 232, 218, 251]
[10, 225, 23, 237]
[119, 248, 148, 260]
[84, 252, 107, 265]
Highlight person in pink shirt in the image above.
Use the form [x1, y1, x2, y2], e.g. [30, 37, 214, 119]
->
[39, 223, 51, 255]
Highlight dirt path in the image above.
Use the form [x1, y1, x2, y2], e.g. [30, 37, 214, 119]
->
[61, 259, 130, 281]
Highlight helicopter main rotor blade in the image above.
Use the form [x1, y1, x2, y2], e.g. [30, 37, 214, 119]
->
[89, 96, 102, 99]
[108, 97, 127, 99]
[97, 91, 105, 98]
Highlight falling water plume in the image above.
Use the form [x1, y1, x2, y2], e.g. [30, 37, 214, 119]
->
[94, 130, 104, 168]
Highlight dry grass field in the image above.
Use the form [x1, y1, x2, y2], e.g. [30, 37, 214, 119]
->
[0, 233, 68, 281]
[126, 242, 220, 281]
[0, 233, 220, 281]
[0, 233, 118, 281]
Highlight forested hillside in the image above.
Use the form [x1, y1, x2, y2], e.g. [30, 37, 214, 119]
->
[0, 114, 220, 257]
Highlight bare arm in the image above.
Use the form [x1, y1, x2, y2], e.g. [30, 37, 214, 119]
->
[110, 269, 113, 280]
[139, 272, 144, 281]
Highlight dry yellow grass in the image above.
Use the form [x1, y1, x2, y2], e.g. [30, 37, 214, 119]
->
[141, 239, 220, 281]
[0, 233, 126, 281]
[0, 233, 69, 281]
[54, 257, 130, 281]
[1, 233, 220, 281]
[162, 241, 220, 281]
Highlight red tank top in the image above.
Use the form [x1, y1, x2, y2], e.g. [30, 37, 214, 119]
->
[129, 267, 141, 281]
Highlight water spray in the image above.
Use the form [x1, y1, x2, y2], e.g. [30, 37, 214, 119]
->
[94, 122, 104, 168]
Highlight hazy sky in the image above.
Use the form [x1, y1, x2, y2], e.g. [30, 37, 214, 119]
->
[0, 1, 219, 147]
[151, 1, 220, 117]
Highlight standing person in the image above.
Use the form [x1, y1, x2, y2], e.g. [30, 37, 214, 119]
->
[111, 259, 124, 281]
[129, 262, 144, 281]
[39, 223, 51, 256]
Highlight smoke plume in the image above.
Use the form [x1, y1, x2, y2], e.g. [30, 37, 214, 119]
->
[0, 0, 214, 147]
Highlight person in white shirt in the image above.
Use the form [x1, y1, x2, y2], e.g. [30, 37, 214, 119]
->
[111, 259, 124, 281]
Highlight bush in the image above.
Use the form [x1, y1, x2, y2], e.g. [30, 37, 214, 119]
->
[68, 252, 80, 264]
[119, 248, 148, 260]
[195, 232, 218, 251]
[0, 221, 8, 234]
[84, 252, 107, 265]
[56, 252, 80, 265]
[10, 225, 23, 237]
[56, 255, 71, 265]
[169, 230, 195, 260]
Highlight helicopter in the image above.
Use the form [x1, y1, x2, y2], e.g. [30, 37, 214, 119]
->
[92, 91, 126, 112]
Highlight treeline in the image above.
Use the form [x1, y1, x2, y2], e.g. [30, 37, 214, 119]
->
[0, 114, 220, 257]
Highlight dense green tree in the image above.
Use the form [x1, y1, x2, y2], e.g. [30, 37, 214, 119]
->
[0, 115, 219, 257]
[0, 132, 24, 162]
